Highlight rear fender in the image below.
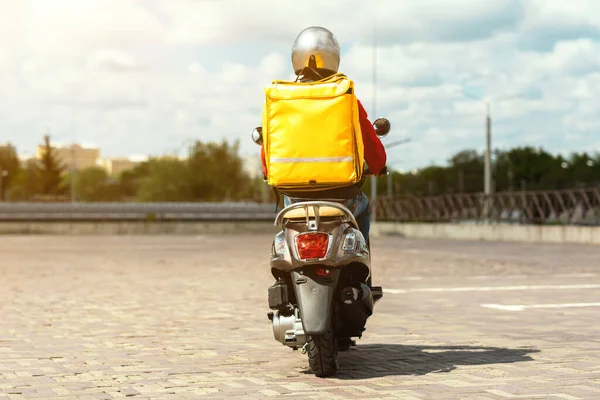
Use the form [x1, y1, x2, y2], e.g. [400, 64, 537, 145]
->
[291, 267, 340, 336]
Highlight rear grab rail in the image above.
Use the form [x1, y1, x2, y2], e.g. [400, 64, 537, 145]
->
[274, 201, 359, 230]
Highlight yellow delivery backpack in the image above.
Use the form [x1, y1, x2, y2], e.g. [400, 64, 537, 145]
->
[262, 73, 364, 196]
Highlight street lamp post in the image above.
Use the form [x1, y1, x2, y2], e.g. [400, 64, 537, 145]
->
[458, 90, 493, 201]
[371, 23, 378, 222]
[485, 100, 492, 199]
[458, 89, 521, 197]
[459, 90, 522, 223]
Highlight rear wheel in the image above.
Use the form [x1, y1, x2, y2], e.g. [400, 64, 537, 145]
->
[306, 328, 338, 377]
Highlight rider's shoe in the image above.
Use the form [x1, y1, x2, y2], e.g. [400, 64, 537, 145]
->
[338, 337, 356, 351]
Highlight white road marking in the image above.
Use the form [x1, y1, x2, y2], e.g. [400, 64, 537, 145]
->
[482, 303, 600, 311]
[395, 273, 598, 281]
[401, 249, 467, 257]
[553, 273, 598, 279]
[384, 283, 600, 294]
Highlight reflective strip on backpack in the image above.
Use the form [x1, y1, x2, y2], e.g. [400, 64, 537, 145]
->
[271, 156, 353, 163]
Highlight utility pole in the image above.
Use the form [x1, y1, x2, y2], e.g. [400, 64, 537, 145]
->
[371, 23, 378, 223]
[458, 89, 523, 221]
[460, 90, 494, 201]
[458, 89, 497, 223]
[483, 101, 492, 223]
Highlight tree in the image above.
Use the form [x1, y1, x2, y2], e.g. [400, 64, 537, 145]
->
[447, 150, 484, 193]
[568, 152, 600, 188]
[382, 145, 600, 199]
[136, 157, 193, 202]
[119, 162, 150, 200]
[492, 147, 560, 191]
[388, 171, 417, 197]
[37, 135, 66, 195]
[418, 166, 448, 196]
[75, 167, 121, 202]
[187, 139, 250, 201]
[7, 162, 38, 201]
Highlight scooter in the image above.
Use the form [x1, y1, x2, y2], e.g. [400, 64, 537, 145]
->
[251, 118, 390, 377]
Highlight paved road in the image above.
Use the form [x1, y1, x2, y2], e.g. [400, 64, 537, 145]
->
[1, 235, 600, 399]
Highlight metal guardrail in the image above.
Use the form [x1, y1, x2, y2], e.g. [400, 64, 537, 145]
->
[0, 202, 278, 222]
[2, 187, 600, 226]
[375, 187, 600, 226]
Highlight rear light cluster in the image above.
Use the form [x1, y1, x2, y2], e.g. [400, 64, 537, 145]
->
[295, 233, 329, 260]
[342, 232, 357, 251]
[274, 232, 286, 256]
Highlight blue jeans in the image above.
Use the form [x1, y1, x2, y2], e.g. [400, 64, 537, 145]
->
[284, 192, 371, 244]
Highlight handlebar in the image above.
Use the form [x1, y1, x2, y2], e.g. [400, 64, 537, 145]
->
[364, 166, 388, 176]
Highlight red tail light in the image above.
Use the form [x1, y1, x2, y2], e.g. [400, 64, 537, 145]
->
[295, 233, 329, 260]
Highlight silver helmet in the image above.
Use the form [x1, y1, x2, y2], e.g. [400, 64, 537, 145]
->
[291, 26, 340, 76]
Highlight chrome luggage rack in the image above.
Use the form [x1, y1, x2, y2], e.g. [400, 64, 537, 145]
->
[274, 201, 359, 231]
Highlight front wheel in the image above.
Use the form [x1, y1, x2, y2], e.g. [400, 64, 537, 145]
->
[306, 329, 339, 377]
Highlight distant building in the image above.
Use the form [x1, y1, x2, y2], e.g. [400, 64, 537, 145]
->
[100, 157, 145, 176]
[34, 142, 145, 176]
[36, 143, 100, 171]
[25, 138, 150, 177]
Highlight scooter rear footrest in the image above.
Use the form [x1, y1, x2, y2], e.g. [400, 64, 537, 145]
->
[371, 286, 383, 303]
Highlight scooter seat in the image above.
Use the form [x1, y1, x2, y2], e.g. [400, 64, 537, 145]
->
[282, 206, 346, 219]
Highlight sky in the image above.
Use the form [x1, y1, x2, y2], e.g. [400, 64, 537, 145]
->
[1, 0, 599, 173]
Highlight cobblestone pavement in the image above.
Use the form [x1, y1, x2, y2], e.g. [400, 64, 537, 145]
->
[1, 235, 600, 399]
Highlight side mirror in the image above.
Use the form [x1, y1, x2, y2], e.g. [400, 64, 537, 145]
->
[373, 118, 391, 138]
[251, 127, 263, 146]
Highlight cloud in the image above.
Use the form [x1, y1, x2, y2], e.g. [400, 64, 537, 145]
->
[0, 0, 166, 72]
[188, 62, 206, 75]
[373, 0, 524, 45]
[343, 45, 443, 87]
[518, 0, 600, 51]
[159, 0, 524, 46]
[0, 0, 599, 172]
[519, 39, 600, 78]
[87, 50, 145, 72]
[0, 2, 29, 48]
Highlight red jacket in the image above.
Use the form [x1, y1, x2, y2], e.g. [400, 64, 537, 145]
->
[260, 99, 387, 177]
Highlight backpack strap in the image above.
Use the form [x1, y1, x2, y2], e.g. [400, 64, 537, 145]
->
[272, 72, 347, 86]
